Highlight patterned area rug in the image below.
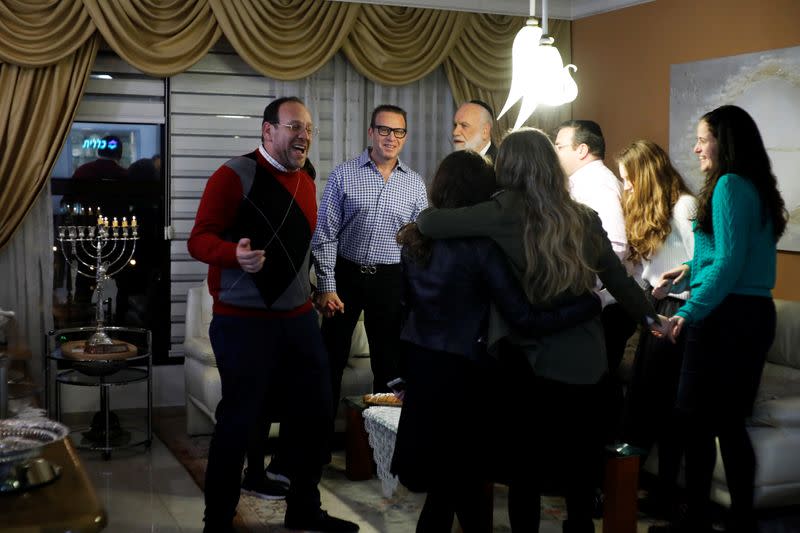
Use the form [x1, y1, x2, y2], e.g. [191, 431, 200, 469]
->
[153, 407, 432, 532]
[155, 408, 670, 532]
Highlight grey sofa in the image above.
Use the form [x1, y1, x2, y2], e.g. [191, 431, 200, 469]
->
[182, 280, 373, 436]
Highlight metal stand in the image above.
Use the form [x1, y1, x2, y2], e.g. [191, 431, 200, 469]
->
[45, 327, 152, 460]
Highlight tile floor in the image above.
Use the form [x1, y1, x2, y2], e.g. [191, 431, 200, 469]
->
[73, 422, 800, 533]
[77, 432, 574, 532]
[79, 435, 206, 532]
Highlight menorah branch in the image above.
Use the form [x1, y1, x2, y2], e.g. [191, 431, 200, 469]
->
[56, 213, 140, 352]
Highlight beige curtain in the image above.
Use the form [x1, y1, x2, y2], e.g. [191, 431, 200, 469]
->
[0, 35, 99, 249]
[0, 0, 95, 66]
[343, 5, 465, 85]
[0, 0, 571, 249]
[210, 0, 360, 80]
[83, 0, 222, 77]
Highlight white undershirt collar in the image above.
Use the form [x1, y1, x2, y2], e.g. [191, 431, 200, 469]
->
[259, 144, 294, 172]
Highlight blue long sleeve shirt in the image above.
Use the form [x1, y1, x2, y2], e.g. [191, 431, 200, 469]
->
[311, 149, 428, 293]
[676, 173, 776, 323]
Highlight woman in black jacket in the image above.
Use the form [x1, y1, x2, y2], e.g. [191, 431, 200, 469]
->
[391, 150, 601, 532]
[415, 130, 668, 533]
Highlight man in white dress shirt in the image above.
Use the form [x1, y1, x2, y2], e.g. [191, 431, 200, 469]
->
[555, 120, 627, 262]
[555, 120, 637, 465]
[452, 100, 498, 162]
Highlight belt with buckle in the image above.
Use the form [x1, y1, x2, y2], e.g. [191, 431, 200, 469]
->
[359, 265, 377, 275]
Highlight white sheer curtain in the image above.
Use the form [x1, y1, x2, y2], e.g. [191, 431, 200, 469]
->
[291, 52, 455, 188]
[366, 67, 455, 185]
[0, 185, 54, 388]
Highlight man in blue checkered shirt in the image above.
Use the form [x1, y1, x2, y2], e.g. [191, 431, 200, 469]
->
[311, 104, 428, 415]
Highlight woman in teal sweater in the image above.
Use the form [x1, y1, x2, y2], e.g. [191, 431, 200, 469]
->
[654, 105, 787, 533]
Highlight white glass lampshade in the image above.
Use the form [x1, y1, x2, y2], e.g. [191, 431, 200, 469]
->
[536, 44, 578, 107]
[498, 18, 578, 130]
[497, 21, 544, 123]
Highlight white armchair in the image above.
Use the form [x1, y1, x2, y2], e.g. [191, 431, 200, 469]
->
[183, 280, 374, 435]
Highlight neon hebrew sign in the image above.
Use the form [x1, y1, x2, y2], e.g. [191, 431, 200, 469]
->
[82, 138, 118, 150]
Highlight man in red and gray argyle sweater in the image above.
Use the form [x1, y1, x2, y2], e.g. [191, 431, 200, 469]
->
[188, 97, 358, 533]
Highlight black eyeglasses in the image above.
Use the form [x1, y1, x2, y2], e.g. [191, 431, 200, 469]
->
[372, 125, 407, 139]
[271, 122, 319, 136]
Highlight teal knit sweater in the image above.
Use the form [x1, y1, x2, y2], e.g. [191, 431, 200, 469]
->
[676, 173, 776, 323]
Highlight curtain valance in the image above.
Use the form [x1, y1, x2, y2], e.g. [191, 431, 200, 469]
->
[0, 0, 570, 250]
[0, 0, 569, 88]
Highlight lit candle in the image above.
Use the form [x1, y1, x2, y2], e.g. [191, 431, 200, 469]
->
[97, 215, 103, 226]
[88, 207, 93, 215]
[122, 217, 128, 228]
[131, 216, 137, 228]
[112, 217, 118, 228]
[104, 217, 109, 226]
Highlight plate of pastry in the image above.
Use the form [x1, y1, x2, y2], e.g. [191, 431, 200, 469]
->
[363, 392, 402, 407]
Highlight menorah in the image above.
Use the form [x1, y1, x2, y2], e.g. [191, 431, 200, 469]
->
[56, 211, 139, 353]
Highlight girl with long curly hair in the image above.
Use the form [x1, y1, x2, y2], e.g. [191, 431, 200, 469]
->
[616, 140, 696, 518]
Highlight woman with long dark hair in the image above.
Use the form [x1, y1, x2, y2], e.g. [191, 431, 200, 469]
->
[653, 105, 787, 533]
[616, 140, 696, 517]
[415, 129, 668, 533]
[391, 150, 600, 532]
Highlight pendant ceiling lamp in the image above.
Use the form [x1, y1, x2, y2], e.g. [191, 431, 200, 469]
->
[497, 0, 578, 130]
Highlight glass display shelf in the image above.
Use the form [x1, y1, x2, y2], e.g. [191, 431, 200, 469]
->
[54, 368, 148, 387]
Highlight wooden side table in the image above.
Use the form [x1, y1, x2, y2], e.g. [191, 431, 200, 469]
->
[0, 437, 107, 532]
[603, 449, 642, 533]
[342, 396, 375, 481]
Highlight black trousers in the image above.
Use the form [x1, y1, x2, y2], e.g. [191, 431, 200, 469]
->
[203, 312, 332, 527]
[622, 295, 686, 508]
[245, 362, 289, 481]
[677, 294, 775, 532]
[507, 374, 604, 533]
[599, 303, 637, 446]
[320, 257, 404, 415]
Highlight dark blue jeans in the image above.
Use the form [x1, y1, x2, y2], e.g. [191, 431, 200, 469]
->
[203, 311, 332, 526]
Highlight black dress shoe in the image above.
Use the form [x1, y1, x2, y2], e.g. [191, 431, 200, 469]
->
[202, 521, 236, 533]
[284, 509, 359, 532]
[563, 518, 595, 533]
